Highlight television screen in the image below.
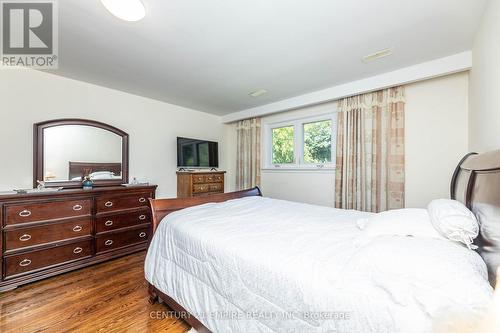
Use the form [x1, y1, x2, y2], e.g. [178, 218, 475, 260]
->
[177, 137, 219, 168]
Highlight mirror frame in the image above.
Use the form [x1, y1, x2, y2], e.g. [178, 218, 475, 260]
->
[34, 118, 129, 188]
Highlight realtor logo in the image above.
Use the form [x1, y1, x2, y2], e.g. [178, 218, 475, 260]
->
[1, 0, 58, 68]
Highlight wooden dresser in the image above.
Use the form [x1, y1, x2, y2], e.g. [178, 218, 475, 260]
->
[0, 185, 156, 291]
[176, 171, 225, 198]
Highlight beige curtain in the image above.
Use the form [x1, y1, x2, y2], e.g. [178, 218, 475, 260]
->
[335, 87, 405, 212]
[236, 118, 261, 190]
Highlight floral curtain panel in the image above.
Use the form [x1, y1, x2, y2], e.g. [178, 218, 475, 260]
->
[236, 118, 261, 190]
[335, 87, 405, 212]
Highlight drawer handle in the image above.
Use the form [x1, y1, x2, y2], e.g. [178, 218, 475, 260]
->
[72, 204, 83, 211]
[105, 220, 113, 226]
[104, 201, 113, 207]
[73, 247, 83, 254]
[139, 232, 147, 238]
[73, 225, 83, 232]
[19, 234, 32, 242]
[139, 214, 146, 221]
[138, 197, 147, 203]
[105, 240, 113, 246]
[19, 209, 32, 217]
[19, 259, 32, 267]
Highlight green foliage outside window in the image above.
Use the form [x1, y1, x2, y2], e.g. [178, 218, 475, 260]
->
[303, 120, 332, 163]
[272, 126, 294, 164]
[271, 120, 332, 165]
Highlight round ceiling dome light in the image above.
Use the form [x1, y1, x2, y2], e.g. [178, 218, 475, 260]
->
[100, 0, 146, 22]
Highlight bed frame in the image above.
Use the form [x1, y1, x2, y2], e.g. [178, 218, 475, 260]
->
[148, 150, 500, 332]
[450, 149, 500, 285]
[68, 161, 122, 180]
[147, 187, 262, 333]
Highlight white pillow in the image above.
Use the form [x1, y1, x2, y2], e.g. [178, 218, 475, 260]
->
[90, 171, 113, 176]
[427, 199, 479, 250]
[355, 208, 445, 247]
[89, 171, 115, 180]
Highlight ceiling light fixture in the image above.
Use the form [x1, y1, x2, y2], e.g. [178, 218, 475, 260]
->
[249, 89, 267, 97]
[100, 0, 146, 22]
[362, 48, 393, 63]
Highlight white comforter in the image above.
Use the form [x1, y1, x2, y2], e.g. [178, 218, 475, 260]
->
[145, 197, 493, 333]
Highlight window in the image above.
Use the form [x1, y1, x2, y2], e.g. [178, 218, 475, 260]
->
[272, 126, 294, 164]
[265, 114, 336, 170]
[303, 120, 332, 164]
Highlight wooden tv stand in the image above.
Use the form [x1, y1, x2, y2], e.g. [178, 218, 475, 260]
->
[176, 170, 226, 198]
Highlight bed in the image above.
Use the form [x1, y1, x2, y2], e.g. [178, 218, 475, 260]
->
[68, 161, 122, 180]
[145, 151, 500, 333]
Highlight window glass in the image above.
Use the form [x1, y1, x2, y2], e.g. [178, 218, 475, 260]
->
[272, 126, 294, 164]
[303, 120, 332, 163]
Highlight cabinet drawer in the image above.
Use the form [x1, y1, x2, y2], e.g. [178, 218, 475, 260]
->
[212, 174, 224, 183]
[96, 211, 150, 233]
[192, 175, 206, 184]
[5, 219, 91, 251]
[96, 193, 152, 213]
[192, 184, 210, 194]
[96, 227, 149, 253]
[204, 174, 224, 183]
[5, 199, 91, 225]
[4, 240, 92, 278]
[208, 183, 222, 192]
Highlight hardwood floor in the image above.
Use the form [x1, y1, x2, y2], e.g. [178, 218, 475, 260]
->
[0, 252, 190, 333]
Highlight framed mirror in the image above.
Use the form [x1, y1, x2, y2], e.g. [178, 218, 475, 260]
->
[34, 119, 129, 188]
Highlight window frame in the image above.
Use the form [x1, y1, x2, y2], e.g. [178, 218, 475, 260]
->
[264, 112, 337, 170]
[270, 124, 296, 165]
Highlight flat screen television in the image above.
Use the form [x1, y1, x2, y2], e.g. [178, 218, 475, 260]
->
[177, 137, 219, 168]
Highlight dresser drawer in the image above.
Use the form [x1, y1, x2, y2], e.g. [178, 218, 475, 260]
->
[208, 183, 223, 191]
[192, 184, 210, 194]
[192, 174, 223, 184]
[96, 227, 149, 253]
[4, 240, 92, 278]
[204, 174, 215, 182]
[5, 199, 91, 226]
[96, 193, 152, 213]
[96, 211, 150, 233]
[192, 174, 206, 184]
[205, 174, 223, 183]
[5, 219, 91, 251]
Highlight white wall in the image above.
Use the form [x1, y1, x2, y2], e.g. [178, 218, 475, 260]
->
[223, 52, 472, 123]
[405, 72, 469, 207]
[0, 69, 225, 198]
[0, 69, 469, 206]
[469, 0, 500, 152]
[225, 72, 470, 208]
[260, 102, 338, 206]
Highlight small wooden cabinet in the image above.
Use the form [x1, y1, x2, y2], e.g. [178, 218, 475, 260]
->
[0, 185, 156, 291]
[177, 171, 226, 198]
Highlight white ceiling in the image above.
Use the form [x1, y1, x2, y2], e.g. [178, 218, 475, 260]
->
[54, 0, 487, 116]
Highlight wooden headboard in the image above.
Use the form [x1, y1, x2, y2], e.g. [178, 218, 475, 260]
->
[148, 187, 262, 234]
[451, 150, 500, 285]
[68, 161, 122, 180]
